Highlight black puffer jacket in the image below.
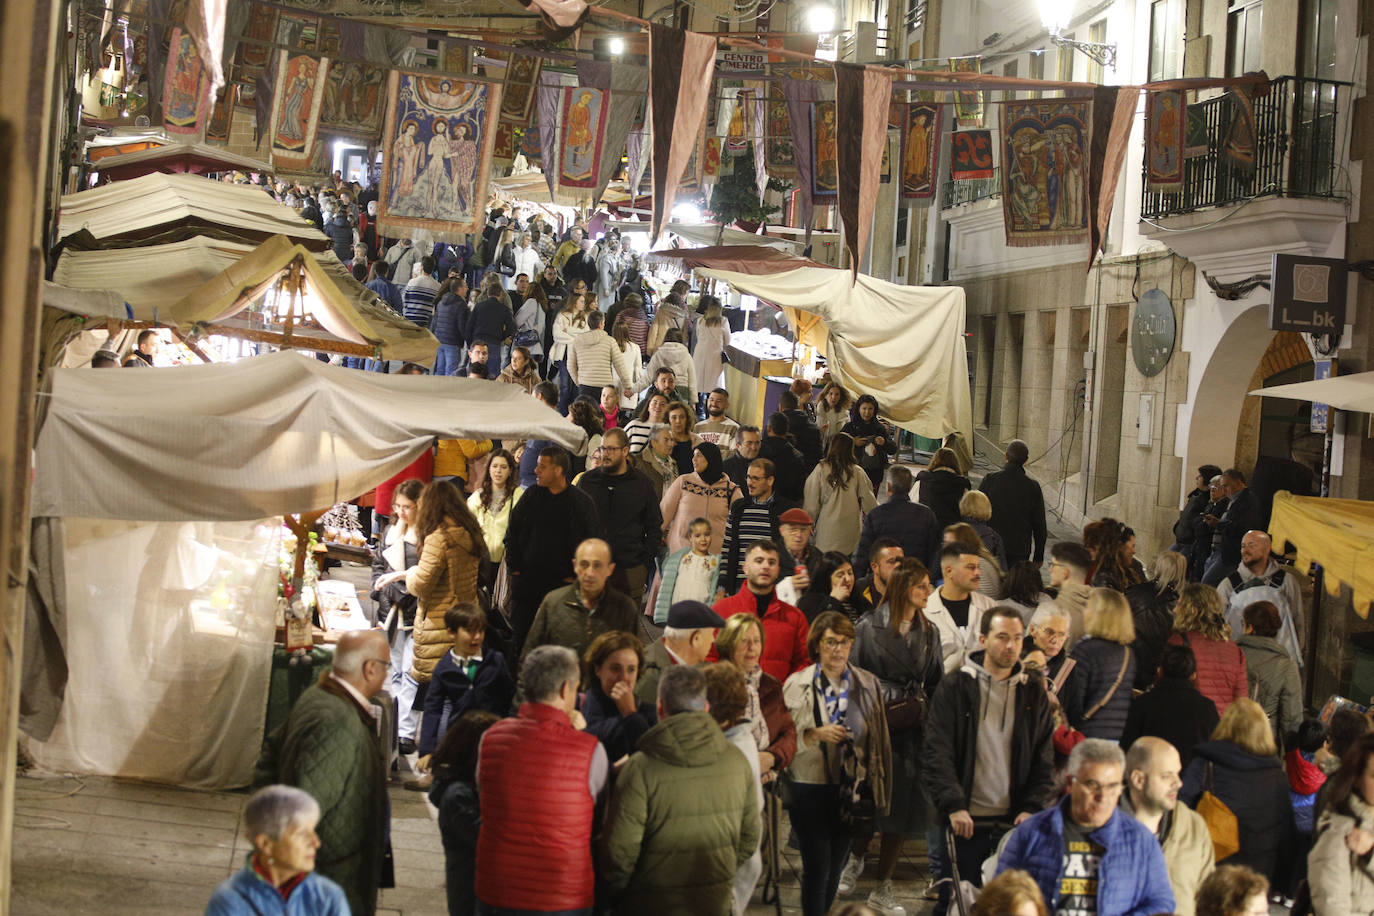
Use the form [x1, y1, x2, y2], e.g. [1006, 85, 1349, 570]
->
[324, 213, 353, 262]
[1181, 739, 1295, 883]
[916, 468, 972, 531]
[1059, 637, 1136, 742]
[1124, 580, 1179, 689]
[1172, 486, 1211, 545]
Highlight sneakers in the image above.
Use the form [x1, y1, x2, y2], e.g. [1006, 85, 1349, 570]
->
[837, 853, 864, 896]
[397, 738, 417, 756]
[923, 876, 943, 900]
[868, 880, 907, 916]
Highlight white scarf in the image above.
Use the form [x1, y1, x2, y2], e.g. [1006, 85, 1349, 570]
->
[745, 668, 769, 751]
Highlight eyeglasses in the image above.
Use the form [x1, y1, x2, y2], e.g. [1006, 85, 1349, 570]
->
[821, 637, 853, 651]
[366, 657, 391, 669]
[1076, 779, 1123, 796]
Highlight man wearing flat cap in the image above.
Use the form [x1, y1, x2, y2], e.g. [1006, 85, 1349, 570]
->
[634, 600, 724, 706]
[775, 507, 816, 606]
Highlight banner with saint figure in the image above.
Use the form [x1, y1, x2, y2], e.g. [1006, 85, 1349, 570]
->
[270, 53, 330, 171]
[810, 100, 838, 199]
[501, 54, 542, 124]
[163, 27, 214, 139]
[901, 102, 941, 200]
[998, 100, 1090, 248]
[559, 87, 609, 189]
[320, 61, 386, 138]
[1146, 90, 1185, 192]
[378, 71, 502, 237]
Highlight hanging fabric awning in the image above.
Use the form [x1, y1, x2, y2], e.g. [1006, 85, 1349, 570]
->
[1269, 490, 1374, 617]
[1250, 372, 1374, 413]
[656, 245, 972, 441]
[91, 142, 273, 183]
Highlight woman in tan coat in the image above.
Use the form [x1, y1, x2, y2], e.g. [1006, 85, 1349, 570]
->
[406, 480, 488, 685]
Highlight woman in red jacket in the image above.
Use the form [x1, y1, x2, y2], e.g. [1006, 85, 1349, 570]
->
[1167, 583, 1248, 717]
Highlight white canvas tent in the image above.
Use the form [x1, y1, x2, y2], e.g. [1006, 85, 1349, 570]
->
[23, 353, 585, 787]
[1250, 371, 1374, 413]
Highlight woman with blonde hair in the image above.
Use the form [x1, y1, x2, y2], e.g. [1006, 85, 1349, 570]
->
[916, 447, 972, 530]
[1168, 582, 1248, 716]
[715, 612, 797, 780]
[692, 301, 731, 401]
[973, 869, 1049, 916]
[943, 522, 1004, 599]
[958, 489, 1006, 568]
[1182, 698, 1294, 884]
[551, 292, 593, 413]
[1124, 550, 1188, 690]
[1060, 588, 1136, 741]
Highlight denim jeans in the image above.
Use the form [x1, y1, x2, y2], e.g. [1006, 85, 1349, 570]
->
[556, 360, 575, 414]
[789, 783, 848, 916]
[433, 344, 462, 376]
[388, 626, 420, 741]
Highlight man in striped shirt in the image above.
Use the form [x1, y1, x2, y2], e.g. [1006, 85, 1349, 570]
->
[402, 254, 441, 327]
[717, 457, 799, 597]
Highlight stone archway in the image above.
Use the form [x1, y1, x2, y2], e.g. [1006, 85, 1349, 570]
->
[1183, 303, 1277, 475]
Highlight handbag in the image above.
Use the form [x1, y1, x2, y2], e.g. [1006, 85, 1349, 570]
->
[1080, 647, 1130, 721]
[1197, 761, 1242, 860]
[873, 622, 933, 731]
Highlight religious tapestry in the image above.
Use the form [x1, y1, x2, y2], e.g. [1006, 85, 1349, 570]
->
[704, 137, 722, 180]
[205, 80, 238, 145]
[320, 61, 386, 137]
[233, 3, 276, 82]
[493, 120, 517, 166]
[888, 97, 904, 130]
[950, 129, 993, 179]
[1184, 104, 1209, 158]
[444, 41, 470, 74]
[270, 53, 330, 171]
[901, 102, 940, 200]
[810, 100, 838, 199]
[378, 71, 501, 237]
[1222, 86, 1256, 175]
[765, 97, 794, 176]
[163, 27, 213, 139]
[998, 100, 1090, 247]
[950, 55, 983, 127]
[1146, 90, 1185, 192]
[501, 53, 542, 124]
[559, 86, 608, 188]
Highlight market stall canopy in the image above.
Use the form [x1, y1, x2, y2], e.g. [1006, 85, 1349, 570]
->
[42, 281, 134, 323]
[91, 142, 274, 183]
[1269, 491, 1374, 617]
[31, 350, 586, 523]
[613, 220, 801, 252]
[56, 171, 329, 251]
[490, 172, 635, 206]
[51, 234, 435, 362]
[657, 245, 973, 441]
[1249, 371, 1374, 413]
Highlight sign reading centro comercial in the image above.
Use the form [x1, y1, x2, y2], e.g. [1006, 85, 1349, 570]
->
[1270, 253, 1347, 333]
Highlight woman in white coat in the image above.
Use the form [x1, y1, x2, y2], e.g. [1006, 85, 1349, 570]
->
[511, 231, 544, 286]
[692, 301, 732, 401]
[1309, 733, 1374, 916]
[610, 318, 645, 410]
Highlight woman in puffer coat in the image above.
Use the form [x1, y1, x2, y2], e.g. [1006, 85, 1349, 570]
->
[1167, 583, 1248, 717]
[1059, 588, 1137, 742]
[406, 480, 488, 686]
[1309, 733, 1374, 916]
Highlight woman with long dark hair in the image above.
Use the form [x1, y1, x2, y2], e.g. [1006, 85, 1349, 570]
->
[567, 397, 605, 474]
[1083, 517, 1144, 591]
[816, 382, 852, 448]
[841, 394, 897, 492]
[797, 550, 859, 623]
[916, 447, 972, 531]
[1308, 733, 1374, 915]
[467, 449, 523, 569]
[428, 709, 501, 916]
[551, 292, 593, 413]
[804, 433, 877, 556]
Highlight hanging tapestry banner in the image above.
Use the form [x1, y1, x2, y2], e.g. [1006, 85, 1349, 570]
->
[500, 54, 542, 124]
[810, 100, 838, 199]
[648, 23, 716, 243]
[901, 102, 941, 200]
[163, 27, 214, 140]
[493, 120, 518, 167]
[319, 61, 386, 138]
[765, 96, 794, 176]
[378, 71, 502, 237]
[1223, 86, 1257, 174]
[626, 97, 650, 198]
[999, 99, 1090, 248]
[520, 124, 543, 166]
[233, 3, 276, 83]
[782, 77, 824, 227]
[950, 55, 983, 126]
[205, 79, 238, 145]
[1184, 104, 1209, 158]
[704, 137, 722, 181]
[834, 60, 892, 275]
[1146, 90, 1186, 192]
[950, 129, 994, 180]
[269, 53, 330, 171]
[1089, 86, 1139, 260]
[559, 87, 609, 189]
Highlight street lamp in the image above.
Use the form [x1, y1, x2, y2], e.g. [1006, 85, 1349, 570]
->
[1038, 1, 1116, 71]
[608, 36, 625, 55]
[806, 4, 837, 34]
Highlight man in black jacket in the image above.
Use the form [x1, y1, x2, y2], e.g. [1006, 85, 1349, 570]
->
[465, 273, 516, 369]
[923, 606, 1055, 916]
[978, 439, 1048, 565]
[718, 458, 798, 595]
[759, 412, 806, 503]
[577, 428, 662, 607]
[1200, 467, 1261, 586]
[1119, 645, 1219, 769]
[853, 466, 940, 571]
[777, 390, 822, 472]
[722, 426, 761, 491]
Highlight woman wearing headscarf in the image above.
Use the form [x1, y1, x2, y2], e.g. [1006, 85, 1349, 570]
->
[659, 441, 742, 554]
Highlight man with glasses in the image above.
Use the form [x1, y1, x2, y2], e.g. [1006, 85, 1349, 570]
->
[578, 427, 662, 606]
[718, 458, 798, 596]
[1040, 541, 1093, 648]
[996, 738, 1175, 916]
[254, 630, 391, 916]
[923, 606, 1055, 916]
[722, 425, 761, 490]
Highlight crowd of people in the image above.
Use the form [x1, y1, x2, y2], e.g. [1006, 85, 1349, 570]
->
[211, 185, 1369, 916]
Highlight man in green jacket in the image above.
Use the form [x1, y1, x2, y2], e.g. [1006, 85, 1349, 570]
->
[600, 665, 760, 915]
[254, 630, 390, 916]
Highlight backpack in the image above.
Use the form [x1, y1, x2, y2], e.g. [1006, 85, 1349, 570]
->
[1224, 567, 1302, 667]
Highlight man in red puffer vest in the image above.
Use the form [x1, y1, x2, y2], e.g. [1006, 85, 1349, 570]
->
[476, 645, 607, 914]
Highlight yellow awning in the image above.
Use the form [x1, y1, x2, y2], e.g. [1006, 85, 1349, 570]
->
[1269, 490, 1374, 616]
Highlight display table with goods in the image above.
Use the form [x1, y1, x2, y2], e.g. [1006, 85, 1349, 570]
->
[722, 328, 813, 427]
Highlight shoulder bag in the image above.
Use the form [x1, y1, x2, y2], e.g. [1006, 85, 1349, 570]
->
[871, 626, 930, 731]
[1196, 760, 1242, 860]
[1081, 646, 1130, 721]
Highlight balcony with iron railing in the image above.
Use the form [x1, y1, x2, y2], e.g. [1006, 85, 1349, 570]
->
[1140, 76, 1352, 220]
[942, 168, 1001, 209]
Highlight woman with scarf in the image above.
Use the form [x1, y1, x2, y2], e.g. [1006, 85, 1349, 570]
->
[659, 442, 741, 555]
[841, 394, 898, 492]
[783, 611, 893, 916]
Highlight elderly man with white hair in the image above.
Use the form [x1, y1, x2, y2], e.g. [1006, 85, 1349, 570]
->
[253, 630, 391, 916]
[206, 785, 349, 914]
[997, 738, 1175, 916]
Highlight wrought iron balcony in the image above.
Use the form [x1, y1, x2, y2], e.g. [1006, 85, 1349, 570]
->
[942, 167, 1001, 209]
[1140, 75, 1352, 220]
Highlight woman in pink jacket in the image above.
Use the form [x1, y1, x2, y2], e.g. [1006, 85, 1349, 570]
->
[1167, 583, 1248, 717]
[659, 442, 742, 554]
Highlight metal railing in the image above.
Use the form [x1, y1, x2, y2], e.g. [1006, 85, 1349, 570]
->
[942, 167, 1001, 209]
[1140, 75, 1351, 219]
